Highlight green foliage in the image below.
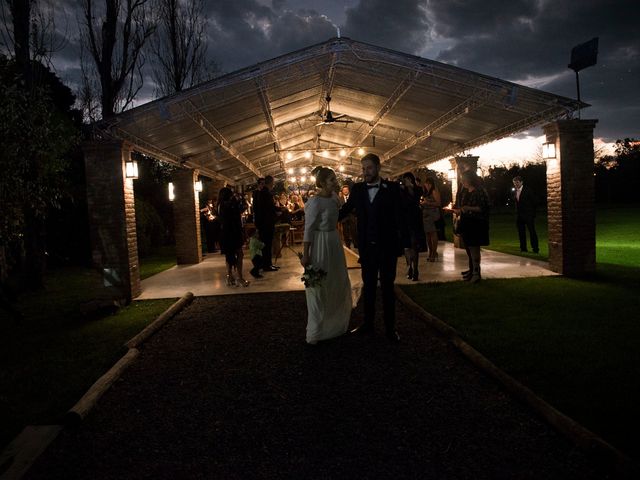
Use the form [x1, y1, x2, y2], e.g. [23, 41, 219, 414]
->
[0, 55, 80, 246]
[595, 138, 639, 203]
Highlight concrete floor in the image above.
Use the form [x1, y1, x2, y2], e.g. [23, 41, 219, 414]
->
[135, 241, 557, 300]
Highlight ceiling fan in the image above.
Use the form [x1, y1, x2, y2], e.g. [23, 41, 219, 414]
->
[315, 96, 354, 126]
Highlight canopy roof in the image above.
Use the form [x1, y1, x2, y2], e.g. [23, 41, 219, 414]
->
[99, 37, 584, 184]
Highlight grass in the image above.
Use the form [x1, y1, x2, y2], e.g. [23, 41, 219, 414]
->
[140, 245, 176, 279]
[0, 260, 177, 451]
[403, 204, 640, 459]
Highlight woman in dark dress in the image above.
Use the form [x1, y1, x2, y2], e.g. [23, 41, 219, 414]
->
[218, 187, 249, 287]
[452, 171, 490, 283]
[400, 172, 426, 281]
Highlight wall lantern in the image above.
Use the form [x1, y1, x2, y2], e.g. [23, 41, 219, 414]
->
[194, 180, 203, 192]
[125, 158, 139, 179]
[542, 142, 556, 159]
[168, 182, 175, 201]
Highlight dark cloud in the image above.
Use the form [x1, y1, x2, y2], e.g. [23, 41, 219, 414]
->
[427, 0, 640, 139]
[342, 0, 430, 53]
[205, 0, 338, 73]
[40, 0, 636, 140]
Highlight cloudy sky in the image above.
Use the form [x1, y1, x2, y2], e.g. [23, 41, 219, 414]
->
[40, 0, 640, 162]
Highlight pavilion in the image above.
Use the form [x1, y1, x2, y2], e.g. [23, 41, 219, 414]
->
[83, 37, 598, 301]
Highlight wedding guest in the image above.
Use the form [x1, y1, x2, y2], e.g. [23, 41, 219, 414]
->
[253, 175, 279, 272]
[289, 193, 305, 221]
[421, 177, 442, 262]
[200, 199, 220, 253]
[218, 187, 249, 287]
[400, 172, 425, 280]
[451, 171, 490, 283]
[301, 167, 352, 345]
[512, 176, 539, 253]
[338, 184, 358, 249]
[339, 153, 409, 342]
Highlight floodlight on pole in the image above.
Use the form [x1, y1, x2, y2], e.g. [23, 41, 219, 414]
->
[568, 37, 599, 119]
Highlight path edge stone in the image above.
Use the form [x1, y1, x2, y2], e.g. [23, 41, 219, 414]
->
[395, 285, 639, 479]
[125, 292, 194, 348]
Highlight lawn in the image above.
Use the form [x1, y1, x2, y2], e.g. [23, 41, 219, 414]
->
[0, 262, 177, 451]
[403, 204, 640, 459]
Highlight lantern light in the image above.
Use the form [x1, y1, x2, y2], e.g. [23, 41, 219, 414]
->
[125, 158, 139, 179]
[310, 175, 316, 183]
[168, 182, 175, 201]
[304, 151, 312, 159]
[286, 152, 293, 160]
[194, 180, 203, 192]
[300, 167, 307, 174]
[339, 149, 347, 157]
[357, 147, 365, 156]
[300, 176, 306, 183]
[448, 168, 456, 180]
[339, 165, 345, 172]
[288, 167, 294, 175]
[542, 142, 556, 159]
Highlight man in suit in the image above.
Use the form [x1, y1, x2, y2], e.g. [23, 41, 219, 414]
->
[338, 184, 358, 249]
[512, 176, 539, 253]
[253, 175, 279, 271]
[339, 154, 408, 342]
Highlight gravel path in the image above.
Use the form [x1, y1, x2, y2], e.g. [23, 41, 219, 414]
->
[26, 291, 605, 479]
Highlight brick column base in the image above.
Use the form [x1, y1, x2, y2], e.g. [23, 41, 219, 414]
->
[544, 119, 598, 276]
[83, 140, 141, 302]
[172, 168, 202, 264]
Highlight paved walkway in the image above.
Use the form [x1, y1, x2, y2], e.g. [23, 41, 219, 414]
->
[136, 241, 556, 300]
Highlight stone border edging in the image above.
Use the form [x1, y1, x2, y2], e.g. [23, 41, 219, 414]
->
[66, 291, 194, 426]
[65, 348, 140, 425]
[395, 286, 638, 479]
[126, 292, 194, 349]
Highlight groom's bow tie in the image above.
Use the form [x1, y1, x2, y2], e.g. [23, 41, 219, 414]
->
[366, 184, 380, 189]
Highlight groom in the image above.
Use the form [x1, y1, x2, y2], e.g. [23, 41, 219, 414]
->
[339, 153, 409, 342]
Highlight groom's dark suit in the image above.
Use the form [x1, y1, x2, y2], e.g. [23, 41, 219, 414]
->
[339, 180, 408, 334]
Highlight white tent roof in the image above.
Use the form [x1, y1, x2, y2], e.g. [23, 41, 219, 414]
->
[99, 37, 584, 184]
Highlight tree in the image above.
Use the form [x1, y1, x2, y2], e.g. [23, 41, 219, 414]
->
[0, 1, 80, 292]
[1, 0, 69, 76]
[80, 0, 156, 118]
[594, 138, 639, 203]
[0, 55, 80, 288]
[150, 0, 216, 96]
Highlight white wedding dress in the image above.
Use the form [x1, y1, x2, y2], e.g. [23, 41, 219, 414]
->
[303, 194, 352, 344]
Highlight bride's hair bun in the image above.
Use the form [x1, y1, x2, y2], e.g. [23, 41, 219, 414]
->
[315, 166, 335, 188]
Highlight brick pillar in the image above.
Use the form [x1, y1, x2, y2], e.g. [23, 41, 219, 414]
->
[543, 119, 598, 276]
[450, 155, 479, 248]
[172, 168, 202, 264]
[83, 140, 141, 301]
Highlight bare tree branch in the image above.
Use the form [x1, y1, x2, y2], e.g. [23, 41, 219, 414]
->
[80, 0, 156, 118]
[150, 0, 217, 97]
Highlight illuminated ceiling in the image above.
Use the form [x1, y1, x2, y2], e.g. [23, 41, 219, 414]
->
[99, 37, 584, 184]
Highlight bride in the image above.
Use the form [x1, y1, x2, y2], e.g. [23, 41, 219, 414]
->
[300, 167, 352, 344]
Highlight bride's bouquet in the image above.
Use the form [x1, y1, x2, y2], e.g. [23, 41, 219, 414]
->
[291, 248, 327, 288]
